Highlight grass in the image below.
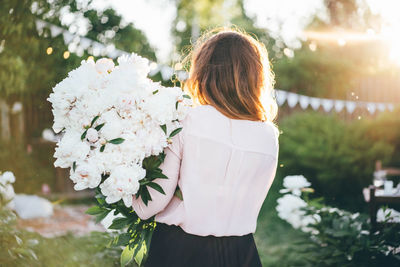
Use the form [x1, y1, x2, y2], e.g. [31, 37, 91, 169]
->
[27, 232, 121, 267]
[0, 207, 122, 267]
[1, 169, 310, 267]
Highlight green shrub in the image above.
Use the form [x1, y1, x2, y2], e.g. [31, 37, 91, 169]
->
[365, 107, 400, 168]
[0, 208, 39, 265]
[300, 206, 400, 267]
[278, 112, 394, 210]
[275, 175, 400, 267]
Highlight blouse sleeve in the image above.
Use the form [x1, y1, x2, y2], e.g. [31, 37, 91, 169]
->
[131, 119, 186, 220]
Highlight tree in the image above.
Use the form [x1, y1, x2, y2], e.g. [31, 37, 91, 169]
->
[0, 0, 157, 140]
[83, 8, 156, 61]
[322, 0, 379, 31]
[172, 0, 276, 58]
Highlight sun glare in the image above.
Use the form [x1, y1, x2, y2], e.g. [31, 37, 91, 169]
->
[367, 0, 400, 65]
[387, 33, 400, 66]
[303, 1, 400, 66]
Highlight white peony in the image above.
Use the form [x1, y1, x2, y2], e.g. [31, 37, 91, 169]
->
[117, 53, 150, 78]
[0, 183, 15, 202]
[95, 58, 115, 74]
[377, 208, 400, 223]
[276, 194, 309, 229]
[280, 175, 311, 196]
[54, 130, 90, 168]
[143, 87, 182, 125]
[99, 109, 124, 140]
[49, 53, 191, 208]
[1, 171, 16, 184]
[100, 165, 145, 207]
[0, 171, 16, 209]
[86, 128, 99, 143]
[70, 160, 102, 190]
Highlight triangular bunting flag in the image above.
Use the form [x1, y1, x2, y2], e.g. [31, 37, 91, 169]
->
[345, 101, 356, 114]
[321, 99, 334, 112]
[63, 31, 74, 44]
[287, 93, 299, 108]
[276, 91, 287, 106]
[310, 97, 321, 110]
[35, 20, 46, 32]
[334, 100, 345, 112]
[50, 25, 63, 37]
[377, 103, 386, 112]
[367, 103, 376, 114]
[299, 95, 310, 109]
[160, 66, 173, 80]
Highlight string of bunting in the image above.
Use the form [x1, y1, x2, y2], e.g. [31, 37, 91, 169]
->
[275, 91, 395, 114]
[36, 19, 397, 115]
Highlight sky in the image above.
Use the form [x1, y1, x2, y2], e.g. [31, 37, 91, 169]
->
[90, 0, 176, 63]
[85, 0, 400, 64]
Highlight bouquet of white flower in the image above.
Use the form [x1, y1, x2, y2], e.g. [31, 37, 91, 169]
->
[48, 53, 190, 266]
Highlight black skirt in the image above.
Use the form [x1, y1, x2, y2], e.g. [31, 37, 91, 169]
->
[145, 222, 262, 267]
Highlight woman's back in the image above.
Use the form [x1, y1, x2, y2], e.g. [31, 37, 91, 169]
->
[132, 28, 279, 266]
[154, 104, 279, 236]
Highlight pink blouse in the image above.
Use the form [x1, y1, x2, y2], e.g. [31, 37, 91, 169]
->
[131, 104, 279, 237]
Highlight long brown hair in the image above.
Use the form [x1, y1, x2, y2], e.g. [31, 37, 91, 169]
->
[183, 27, 277, 122]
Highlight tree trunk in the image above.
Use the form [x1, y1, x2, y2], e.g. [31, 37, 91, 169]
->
[0, 99, 10, 140]
[11, 101, 25, 143]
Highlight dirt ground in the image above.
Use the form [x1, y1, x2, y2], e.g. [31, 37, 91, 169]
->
[16, 204, 107, 238]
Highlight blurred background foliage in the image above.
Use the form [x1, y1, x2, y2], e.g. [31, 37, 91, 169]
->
[278, 108, 400, 210]
[1, 0, 400, 266]
[0, 0, 398, 220]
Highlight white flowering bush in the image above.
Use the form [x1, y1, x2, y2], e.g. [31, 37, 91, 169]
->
[0, 171, 16, 209]
[276, 175, 320, 233]
[48, 53, 191, 266]
[276, 175, 400, 266]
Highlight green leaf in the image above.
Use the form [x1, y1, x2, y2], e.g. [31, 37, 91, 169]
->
[146, 171, 168, 180]
[85, 206, 105, 215]
[175, 101, 179, 110]
[90, 115, 100, 127]
[95, 123, 105, 131]
[95, 210, 111, 224]
[120, 245, 134, 267]
[141, 187, 152, 206]
[96, 197, 105, 205]
[142, 227, 155, 263]
[169, 127, 182, 138]
[81, 130, 87, 140]
[183, 94, 191, 99]
[113, 233, 131, 247]
[174, 187, 183, 200]
[100, 144, 105, 152]
[142, 155, 164, 170]
[109, 217, 132, 230]
[72, 162, 76, 172]
[133, 241, 147, 266]
[147, 182, 165, 195]
[160, 124, 167, 134]
[152, 90, 158, 94]
[109, 138, 125, 144]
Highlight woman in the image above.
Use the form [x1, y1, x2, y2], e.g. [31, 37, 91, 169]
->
[132, 28, 279, 267]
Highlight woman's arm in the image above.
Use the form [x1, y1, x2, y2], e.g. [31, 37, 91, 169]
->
[131, 131, 183, 220]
